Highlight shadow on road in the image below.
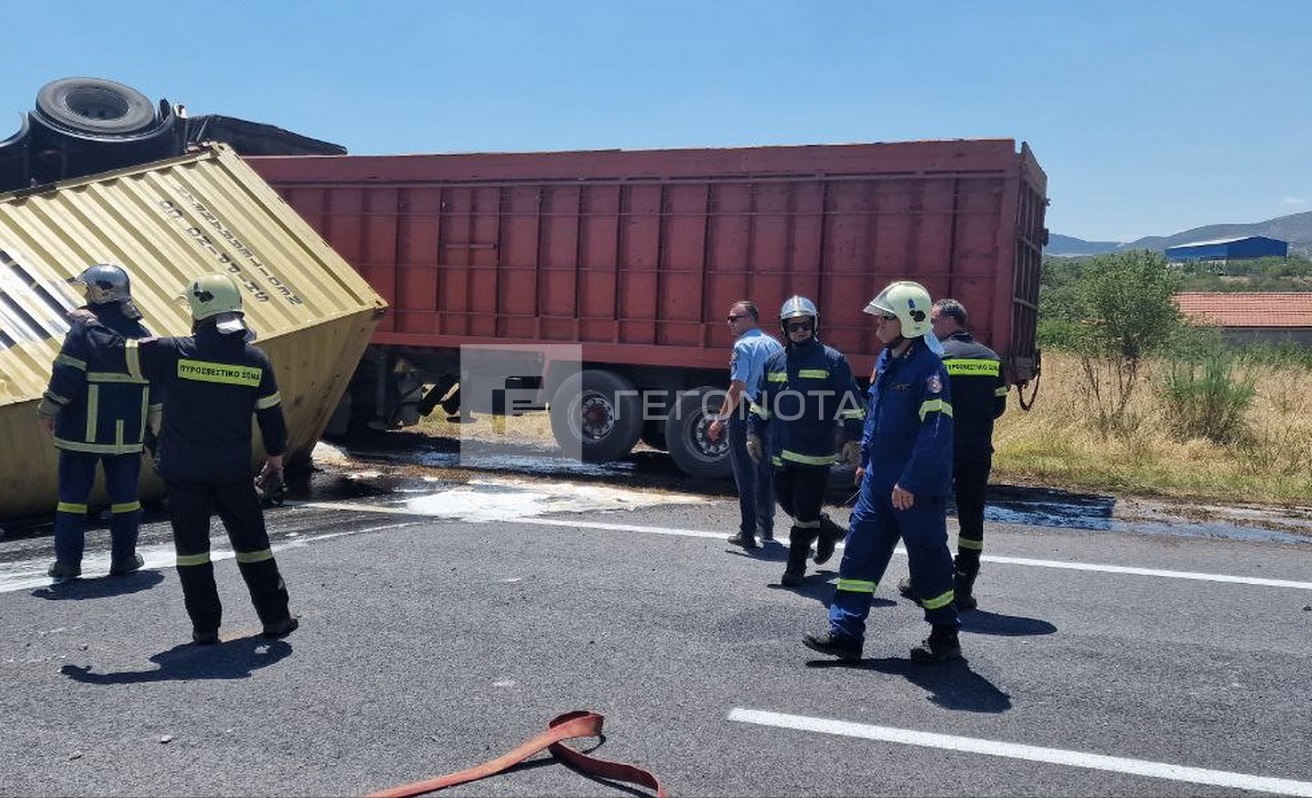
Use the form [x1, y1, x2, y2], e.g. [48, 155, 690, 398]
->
[59, 636, 292, 684]
[31, 570, 165, 600]
[807, 656, 1012, 713]
[960, 608, 1058, 637]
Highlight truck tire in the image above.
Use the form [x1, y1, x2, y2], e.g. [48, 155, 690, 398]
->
[549, 369, 642, 463]
[35, 77, 155, 135]
[664, 386, 731, 480]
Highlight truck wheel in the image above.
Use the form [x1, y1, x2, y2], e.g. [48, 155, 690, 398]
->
[35, 77, 156, 135]
[664, 386, 732, 480]
[549, 370, 642, 462]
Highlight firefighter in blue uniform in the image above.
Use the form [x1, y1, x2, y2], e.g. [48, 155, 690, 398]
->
[81, 273, 297, 644]
[804, 281, 962, 663]
[899, 298, 1007, 610]
[37, 263, 158, 581]
[748, 296, 864, 587]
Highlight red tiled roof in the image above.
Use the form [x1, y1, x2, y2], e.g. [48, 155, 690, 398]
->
[1174, 292, 1312, 328]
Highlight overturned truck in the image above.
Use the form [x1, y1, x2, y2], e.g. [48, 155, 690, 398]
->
[0, 145, 386, 521]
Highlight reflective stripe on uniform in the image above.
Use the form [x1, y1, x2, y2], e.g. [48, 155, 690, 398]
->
[838, 407, 865, 419]
[751, 401, 769, 419]
[797, 369, 829, 379]
[995, 386, 1010, 397]
[56, 354, 87, 371]
[958, 537, 984, 550]
[53, 439, 144, 455]
[766, 372, 787, 382]
[177, 359, 262, 387]
[836, 578, 876, 594]
[111, 501, 141, 514]
[87, 372, 149, 384]
[780, 449, 837, 466]
[255, 391, 282, 410]
[921, 588, 956, 610]
[176, 552, 212, 567]
[126, 339, 144, 380]
[57, 501, 88, 514]
[235, 548, 274, 564]
[85, 385, 99, 441]
[944, 358, 1000, 377]
[919, 398, 953, 421]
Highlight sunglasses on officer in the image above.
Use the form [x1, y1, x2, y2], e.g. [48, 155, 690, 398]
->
[785, 320, 814, 333]
[727, 313, 751, 322]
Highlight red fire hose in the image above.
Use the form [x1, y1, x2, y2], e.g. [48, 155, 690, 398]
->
[365, 711, 668, 798]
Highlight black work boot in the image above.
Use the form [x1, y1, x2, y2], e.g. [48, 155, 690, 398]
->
[781, 525, 811, 586]
[896, 575, 919, 603]
[949, 553, 981, 611]
[910, 625, 963, 664]
[727, 531, 759, 550]
[813, 513, 846, 565]
[803, 630, 863, 661]
[954, 568, 978, 611]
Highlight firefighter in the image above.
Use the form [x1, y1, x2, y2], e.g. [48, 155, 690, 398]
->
[748, 296, 864, 587]
[804, 281, 961, 663]
[79, 273, 297, 643]
[899, 298, 1007, 610]
[37, 263, 158, 581]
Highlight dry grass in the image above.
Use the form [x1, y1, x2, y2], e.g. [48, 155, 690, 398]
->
[995, 351, 1312, 505]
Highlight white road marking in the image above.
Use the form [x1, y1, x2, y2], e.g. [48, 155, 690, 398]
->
[729, 708, 1312, 797]
[981, 554, 1312, 590]
[0, 520, 421, 594]
[292, 501, 1312, 590]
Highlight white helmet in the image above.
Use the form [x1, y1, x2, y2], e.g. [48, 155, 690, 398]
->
[865, 281, 933, 338]
[779, 295, 819, 339]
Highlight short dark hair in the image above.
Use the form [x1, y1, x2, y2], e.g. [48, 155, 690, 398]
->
[732, 301, 760, 322]
[933, 298, 968, 328]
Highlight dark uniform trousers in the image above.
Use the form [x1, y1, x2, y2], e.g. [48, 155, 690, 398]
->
[727, 413, 774, 538]
[952, 449, 992, 573]
[55, 451, 142, 566]
[831, 483, 957, 642]
[774, 462, 829, 530]
[167, 477, 290, 634]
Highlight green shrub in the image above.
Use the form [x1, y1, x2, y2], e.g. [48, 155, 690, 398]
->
[1159, 354, 1255, 445]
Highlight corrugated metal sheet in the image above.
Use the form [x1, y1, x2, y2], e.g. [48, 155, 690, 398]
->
[253, 139, 1048, 384]
[1165, 236, 1289, 261]
[0, 144, 387, 520]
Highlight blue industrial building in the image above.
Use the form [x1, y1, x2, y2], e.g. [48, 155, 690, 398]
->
[1164, 236, 1289, 262]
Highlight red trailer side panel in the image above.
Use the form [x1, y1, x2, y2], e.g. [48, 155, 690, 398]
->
[251, 139, 1047, 382]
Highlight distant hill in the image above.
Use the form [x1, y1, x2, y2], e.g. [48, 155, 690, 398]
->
[1050, 210, 1312, 258]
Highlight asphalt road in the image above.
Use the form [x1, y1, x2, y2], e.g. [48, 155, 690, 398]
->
[2, 473, 1310, 797]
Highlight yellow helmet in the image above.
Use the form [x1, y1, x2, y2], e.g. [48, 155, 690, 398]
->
[185, 273, 247, 333]
[864, 280, 933, 337]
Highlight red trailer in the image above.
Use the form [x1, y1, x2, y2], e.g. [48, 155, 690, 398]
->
[249, 139, 1047, 477]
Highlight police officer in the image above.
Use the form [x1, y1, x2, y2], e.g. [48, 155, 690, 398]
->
[899, 298, 1007, 610]
[707, 301, 783, 548]
[804, 281, 961, 663]
[748, 296, 863, 587]
[82, 273, 297, 644]
[37, 263, 158, 581]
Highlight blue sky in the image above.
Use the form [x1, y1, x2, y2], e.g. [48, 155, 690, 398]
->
[1, 1, 1307, 242]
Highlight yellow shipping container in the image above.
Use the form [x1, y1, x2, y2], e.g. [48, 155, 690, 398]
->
[0, 144, 386, 521]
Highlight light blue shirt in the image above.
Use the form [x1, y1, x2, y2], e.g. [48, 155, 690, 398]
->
[730, 328, 783, 403]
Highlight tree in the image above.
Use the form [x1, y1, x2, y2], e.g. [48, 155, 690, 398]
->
[1047, 251, 1183, 432]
